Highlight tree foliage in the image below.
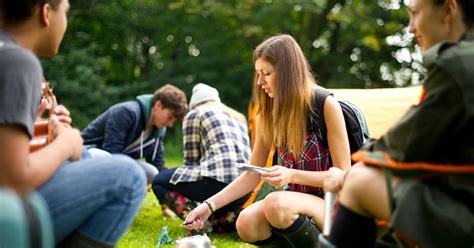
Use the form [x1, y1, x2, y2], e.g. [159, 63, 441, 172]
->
[41, 0, 419, 130]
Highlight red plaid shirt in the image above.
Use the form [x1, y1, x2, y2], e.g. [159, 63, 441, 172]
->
[278, 132, 332, 197]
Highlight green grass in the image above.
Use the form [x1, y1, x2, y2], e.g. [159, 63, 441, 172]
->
[117, 156, 254, 248]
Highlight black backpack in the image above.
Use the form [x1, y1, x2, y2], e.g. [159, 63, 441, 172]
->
[309, 87, 370, 156]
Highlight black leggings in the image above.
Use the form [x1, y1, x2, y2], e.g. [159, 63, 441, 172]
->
[152, 168, 250, 217]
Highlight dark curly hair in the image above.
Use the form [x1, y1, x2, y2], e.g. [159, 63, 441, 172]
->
[0, 0, 60, 25]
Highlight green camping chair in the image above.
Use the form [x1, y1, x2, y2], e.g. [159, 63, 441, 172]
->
[0, 188, 54, 248]
[318, 150, 474, 248]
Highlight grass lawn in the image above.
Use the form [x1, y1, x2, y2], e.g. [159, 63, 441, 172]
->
[117, 156, 254, 248]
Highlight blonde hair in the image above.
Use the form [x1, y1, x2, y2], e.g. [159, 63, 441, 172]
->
[252, 34, 317, 158]
[195, 101, 247, 125]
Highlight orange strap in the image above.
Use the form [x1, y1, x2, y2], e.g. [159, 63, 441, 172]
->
[242, 146, 276, 208]
[352, 150, 474, 174]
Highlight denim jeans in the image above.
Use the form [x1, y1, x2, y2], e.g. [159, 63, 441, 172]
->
[37, 152, 146, 245]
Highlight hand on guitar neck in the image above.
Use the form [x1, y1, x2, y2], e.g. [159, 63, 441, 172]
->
[37, 104, 72, 127]
[31, 82, 56, 152]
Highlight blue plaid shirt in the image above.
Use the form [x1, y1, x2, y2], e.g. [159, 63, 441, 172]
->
[170, 105, 251, 184]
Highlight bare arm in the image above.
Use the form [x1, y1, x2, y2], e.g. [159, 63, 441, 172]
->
[184, 117, 271, 229]
[208, 117, 270, 209]
[324, 96, 351, 170]
[0, 121, 83, 194]
[262, 96, 351, 188]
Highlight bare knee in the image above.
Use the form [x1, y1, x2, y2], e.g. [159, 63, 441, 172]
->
[236, 207, 264, 242]
[339, 165, 385, 211]
[342, 165, 375, 193]
[263, 192, 296, 228]
[235, 207, 251, 237]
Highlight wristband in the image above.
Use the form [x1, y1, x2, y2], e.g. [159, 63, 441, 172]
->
[204, 200, 216, 213]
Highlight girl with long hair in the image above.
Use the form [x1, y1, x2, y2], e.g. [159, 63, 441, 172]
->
[184, 35, 351, 247]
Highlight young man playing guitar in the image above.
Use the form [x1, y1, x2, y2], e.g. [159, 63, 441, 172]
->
[0, 0, 147, 246]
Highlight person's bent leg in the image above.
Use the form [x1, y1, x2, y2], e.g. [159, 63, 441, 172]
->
[153, 174, 249, 225]
[328, 163, 397, 248]
[151, 168, 177, 203]
[236, 200, 290, 247]
[152, 168, 181, 218]
[273, 214, 320, 248]
[264, 191, 323, 248]
[38, 154, 147, 245]
[154, 174, 243, 208]
[327, 204, 376, 248]
[250, 232, 290, 248]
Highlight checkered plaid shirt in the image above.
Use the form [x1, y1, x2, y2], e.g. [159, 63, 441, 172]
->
[278, 132, 332, 197]
[170, 106, 251, 184]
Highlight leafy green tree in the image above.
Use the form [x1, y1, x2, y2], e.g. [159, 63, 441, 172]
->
[41, 0, 419, 142]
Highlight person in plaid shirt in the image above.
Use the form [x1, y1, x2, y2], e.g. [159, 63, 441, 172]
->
[152, 83, 251, 233]
[184, 35, 351, 247]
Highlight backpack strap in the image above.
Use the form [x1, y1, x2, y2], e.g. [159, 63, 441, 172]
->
[309, 87, 333, 147]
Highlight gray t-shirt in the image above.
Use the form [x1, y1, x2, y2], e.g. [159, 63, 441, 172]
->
[0, 30, 43, 137]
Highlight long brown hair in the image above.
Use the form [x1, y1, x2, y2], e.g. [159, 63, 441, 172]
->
[252, 34, 317, 158]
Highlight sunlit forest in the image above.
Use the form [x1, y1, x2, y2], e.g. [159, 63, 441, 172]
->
[42, 0, 421, 148]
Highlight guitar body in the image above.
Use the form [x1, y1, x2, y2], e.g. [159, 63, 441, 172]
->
[30, 120, 53, 152]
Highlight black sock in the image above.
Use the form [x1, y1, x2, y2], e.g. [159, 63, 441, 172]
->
[273, 215, 320, 248]
[250, 232, 290, 247]
[273, 214, 306, 234]
[328, 203, 376, 248]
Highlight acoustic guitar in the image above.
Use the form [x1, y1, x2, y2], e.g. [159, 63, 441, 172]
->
[29, 81, 56, 153]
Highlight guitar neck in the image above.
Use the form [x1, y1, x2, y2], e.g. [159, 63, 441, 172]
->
[41, 81, 57, 118]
